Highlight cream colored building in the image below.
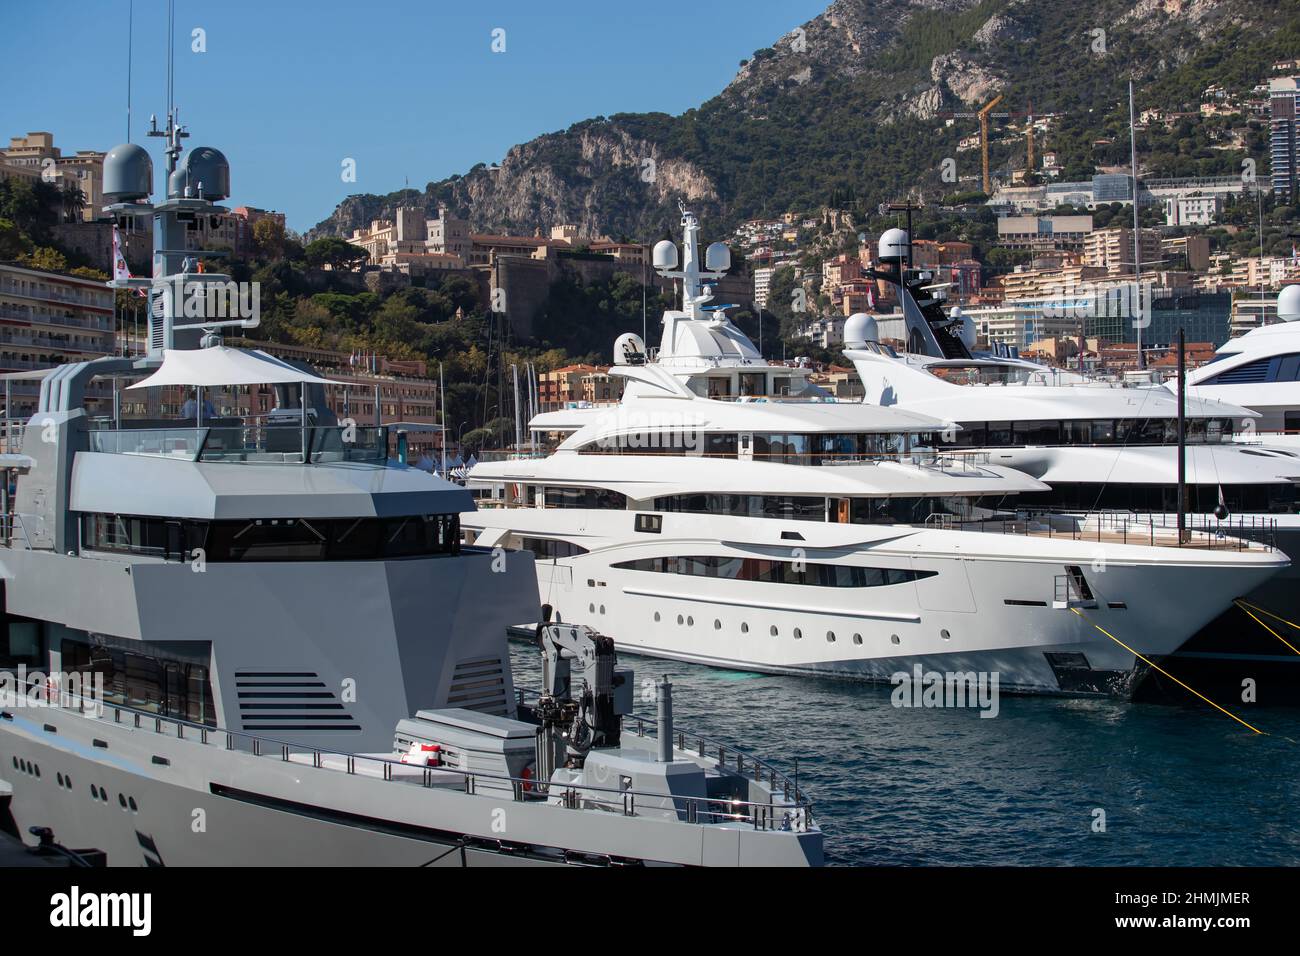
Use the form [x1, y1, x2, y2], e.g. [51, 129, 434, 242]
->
[2, 134, 103, 221]
[1081, 226, 1162, 275]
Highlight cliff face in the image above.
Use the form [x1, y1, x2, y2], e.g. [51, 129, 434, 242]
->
[311, 124, 721, 242]
[310, 0, 1289, 240]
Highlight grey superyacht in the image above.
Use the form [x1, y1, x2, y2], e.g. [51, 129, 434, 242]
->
[0, 117, 821, 867]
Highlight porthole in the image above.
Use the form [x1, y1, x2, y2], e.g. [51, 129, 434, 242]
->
[33, 765, 39, 778]
[770, 625, 779, 637]
[118, 793, 127, 808]
[940, 629, 951, 641]
[826, 631, 836, 643]
[714, 619, 722, 630]
[741, 622, 749, 634]
[687, 616, 694, 627]
[890, 634, 901, 645]
[793, 628, 802, 640]
[64, 774, 72, 790]
[128, 797, 138, 812]
[599, 605, 606, 615]
[853, 633, 863, 645]
[677, 614, 684, 625]
[588, 603, 595, 614]
[90, 784, 99, 799]
[57, 772, 64, 787]
[100, 788, 108, 803]
[654, 611, 661, 622]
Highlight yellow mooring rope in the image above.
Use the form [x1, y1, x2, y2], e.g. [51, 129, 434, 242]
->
[1233, 599, 1300, 658]
[1069, 607, 1266, 735]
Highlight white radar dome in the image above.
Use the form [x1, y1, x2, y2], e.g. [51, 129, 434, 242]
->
[1279, 284, 1300, 322]
[878, 228, 909, 261]
[704, 241, 731, 272]
[613, 332, 647, 366]
[652, 240, 679, 271]
[844, 312, 879, 349]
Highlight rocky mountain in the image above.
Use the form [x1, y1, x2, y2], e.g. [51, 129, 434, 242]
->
[309, 0, 1299, 241]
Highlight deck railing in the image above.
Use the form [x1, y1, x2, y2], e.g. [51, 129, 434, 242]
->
[7, 686, 814, 835]
[932, 509, 1278, 552]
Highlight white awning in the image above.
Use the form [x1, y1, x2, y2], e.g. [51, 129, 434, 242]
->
[126, 347, 339, 389]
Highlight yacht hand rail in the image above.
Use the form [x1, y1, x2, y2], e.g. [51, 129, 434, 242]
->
[946, 508, 1278, 551]
[10, 686, 815, 833]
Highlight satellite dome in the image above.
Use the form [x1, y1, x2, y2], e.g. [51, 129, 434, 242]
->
[1279, 284, 1300, 322]
[878, 228, 909, 262]
[704, 241, 731, 272]
[613, 332, 647, 366]
[844, 312, 879, 349]
[652, 240, 679, 271]
[102, 143, 154, 202]
[172, 145, 231, 200]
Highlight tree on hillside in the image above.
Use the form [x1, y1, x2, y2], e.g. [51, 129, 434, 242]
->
[253, 218, 287, 260]
[0, 217, 32, 259]
[304, 236, 369, 272]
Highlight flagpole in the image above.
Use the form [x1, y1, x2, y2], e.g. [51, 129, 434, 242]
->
[439, 361, 447, 477]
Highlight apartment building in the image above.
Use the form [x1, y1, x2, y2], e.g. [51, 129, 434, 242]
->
[996, 215, 1094, 251]
[0, 261, 118, 418]
[538, 363, 624, 410]
[1082, 226, 1162, 275]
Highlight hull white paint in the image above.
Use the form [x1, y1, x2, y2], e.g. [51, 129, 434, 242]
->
[467, 510, 1284, 695]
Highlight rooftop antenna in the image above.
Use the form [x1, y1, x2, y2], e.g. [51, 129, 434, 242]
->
[125, 0, 133, 141]
[1129, 78, 1145, 369]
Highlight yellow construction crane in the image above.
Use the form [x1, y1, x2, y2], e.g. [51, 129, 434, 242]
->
[978, 94, 1004, 195]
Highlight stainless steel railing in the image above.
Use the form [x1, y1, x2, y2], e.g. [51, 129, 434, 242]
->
[9, 686, 814, 834]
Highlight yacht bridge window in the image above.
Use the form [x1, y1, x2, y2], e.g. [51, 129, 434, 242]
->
[80, 512, 461, 561]
[941, 418, 1235, 448]
[1198, 353, 1300, 385]
[654, 494, 826, 522]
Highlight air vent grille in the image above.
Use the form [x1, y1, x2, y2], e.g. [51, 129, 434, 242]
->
[446, 656, 509, 716]
[235, 670, 360, 732]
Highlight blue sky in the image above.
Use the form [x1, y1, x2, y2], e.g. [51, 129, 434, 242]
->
[1, 0, 828, 231]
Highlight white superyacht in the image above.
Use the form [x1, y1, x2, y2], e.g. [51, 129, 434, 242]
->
[464, 209, 1287, 696]
[0, 124, 821, 867]
[842, 230, 1300, 696]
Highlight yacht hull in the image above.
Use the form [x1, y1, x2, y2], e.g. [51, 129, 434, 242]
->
[469, 513, 1285, 698]
[0, 709, 821, 867]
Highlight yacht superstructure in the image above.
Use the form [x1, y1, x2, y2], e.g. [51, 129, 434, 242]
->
[842, 230, 1300, 696]
[464, 209, 1287, 697]
[0, 127, 821, 867]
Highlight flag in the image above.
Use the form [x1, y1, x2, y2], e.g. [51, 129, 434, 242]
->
[112, 225, 148, 298]
[111, 225, 130, 282]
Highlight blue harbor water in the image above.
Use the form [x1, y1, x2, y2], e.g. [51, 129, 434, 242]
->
[511, 644, 1300, 866]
